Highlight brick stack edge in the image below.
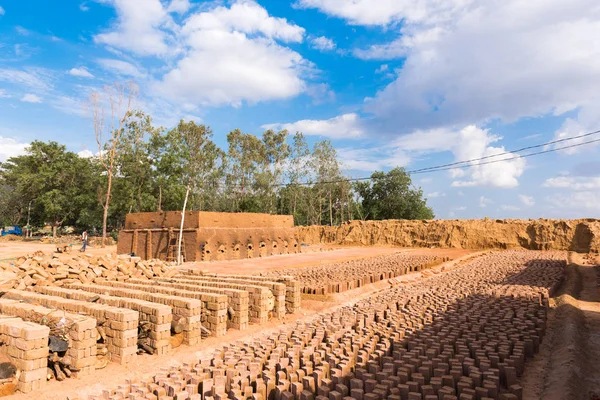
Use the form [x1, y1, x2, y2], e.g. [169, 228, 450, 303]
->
[0, 299, 97, 376]
[0, 315, 49, 393]
[3, 290, 139, 365]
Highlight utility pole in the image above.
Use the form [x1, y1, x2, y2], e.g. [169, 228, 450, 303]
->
[26, 201, 31, 238]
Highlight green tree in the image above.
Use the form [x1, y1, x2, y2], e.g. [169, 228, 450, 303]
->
[0, 141, 99, 236]
[225, 130, 265, 212]
[354, 167, 434, 220]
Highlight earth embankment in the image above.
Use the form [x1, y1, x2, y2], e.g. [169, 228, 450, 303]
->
[297, 218, 600, 253]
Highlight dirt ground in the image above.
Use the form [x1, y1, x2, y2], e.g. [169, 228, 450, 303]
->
[519, 252, 600, 400]
[183, 246, 475, 274]
[0, 241, 117, 261]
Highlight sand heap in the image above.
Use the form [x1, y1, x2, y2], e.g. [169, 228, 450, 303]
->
[297, 218, 600, 253]
[0, 252, 178, 290]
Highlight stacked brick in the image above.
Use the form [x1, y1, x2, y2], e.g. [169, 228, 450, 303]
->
[3, 290, 138, 365]
[0, 252, 178, 290]
[87, 250, 566, 400]
[0, 299, 97, 376]
[259, 253, 446, 295]
[155, 277, 274, 324]
[172, 274, 289, 318]
[122, 279, 230, 336]
[32, 286, 172, 356]
[185, 272, 303, 314]
[66, 283, 202, 346]
[0, 315, 49, 393]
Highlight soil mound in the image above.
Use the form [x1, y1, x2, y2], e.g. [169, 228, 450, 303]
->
[297, 218, 600, 253]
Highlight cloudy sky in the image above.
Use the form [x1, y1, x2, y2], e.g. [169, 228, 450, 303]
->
[1, 0, 599, 219]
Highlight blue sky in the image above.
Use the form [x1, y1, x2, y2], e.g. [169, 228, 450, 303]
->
[1, 0, 599, 219]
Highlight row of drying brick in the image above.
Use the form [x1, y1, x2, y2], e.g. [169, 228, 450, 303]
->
[85, 250, 566, 400]
[0, 271, 301, 395]
[258, 253, 445, 295]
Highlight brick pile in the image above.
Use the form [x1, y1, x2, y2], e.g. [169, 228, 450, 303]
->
[32, 286, 172, 356]
[176, 269, 302, 314]
[3, 290, 139, 365]
[0, 299, 97, 376]
[66, 283, 203, 346]
[84, 250, 566, 400]
[0, 315, 49, 393]
[0, 252, 178, 289]
[259, 253, 446, 295]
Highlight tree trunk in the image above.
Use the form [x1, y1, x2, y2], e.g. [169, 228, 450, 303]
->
[177, 180, 191, 265]
[52, 224, 57, 238]
[329, 190, 333, 226]
[101, 171, 113, 248]
[158, 185, 162, 212]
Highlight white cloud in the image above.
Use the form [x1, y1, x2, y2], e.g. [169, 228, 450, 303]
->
[427, 192, 445, 198]
[450, 126, 525, 188]
[94, 0, 171, 56]
[322, 0, 600, 140]
[97, 58, 144, 77]
[0, 89, 10, 98]
[542, 176, 600, 190]
[337, 146, 410, 171]
[157, 0, 309, 106]
[68, 67, 94, 78]
[454, 206, 467, 211]
[0, 68, 51, 91]
[0, 137, 28, 162]
[263, 113, 363, 139]
[546, 191, 600, 214]
[294, 0, 462, 26]
[500, 205, 520, 211]
[167, 0, 190, 14]
[80, 3, 89, 11]
[519, 195, 535, 207]
[77, 149, 94, 158]
[305, 83, 335, 104]
[420, 178, 433, 184]
[375, 64, 389, 74]
[21, 94, 42, 103]
[310, 36, 335, 51]
[550, 104, 600, 154]
[479, 196, 492, 208]
[0, 6, 5, 15]
[183, 1, 305, 43]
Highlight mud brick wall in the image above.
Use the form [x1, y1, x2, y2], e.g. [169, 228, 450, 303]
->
[155, 277, 273, 324]
[4, 290, 138, 365]
[0, 299, 96, 376]
[124, 211, 294, 230]
[175, 274, 288, 318]
[89, 250, 567, 400]
[0, 315, 49, 393]
[67, 283, 202, 346]
[101, 280, 229, 337]
[32, 286, 172, 356]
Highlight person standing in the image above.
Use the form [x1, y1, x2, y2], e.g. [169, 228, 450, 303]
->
[80, 230, 88, 252]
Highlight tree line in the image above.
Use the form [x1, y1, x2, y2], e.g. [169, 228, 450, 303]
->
[0, 112, 434, 238]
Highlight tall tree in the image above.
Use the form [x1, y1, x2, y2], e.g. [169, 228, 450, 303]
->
[167, 121, 222, 264]
[355, 167, 434, 220]
[225, 130, 265, 212]
[311, 140, 343, 226]
[91, 81, 138, 246]
[284, 132, 311, 225]
[0, 141, 98, 236]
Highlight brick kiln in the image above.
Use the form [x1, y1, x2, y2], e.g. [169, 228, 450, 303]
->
[117, 211, 299, 262]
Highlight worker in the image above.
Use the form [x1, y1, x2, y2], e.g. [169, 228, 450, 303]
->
[80, 230, 88, 252]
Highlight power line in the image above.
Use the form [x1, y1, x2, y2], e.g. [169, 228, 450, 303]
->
[409, 128, 600, 173]
[272, 133, 600, 187]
